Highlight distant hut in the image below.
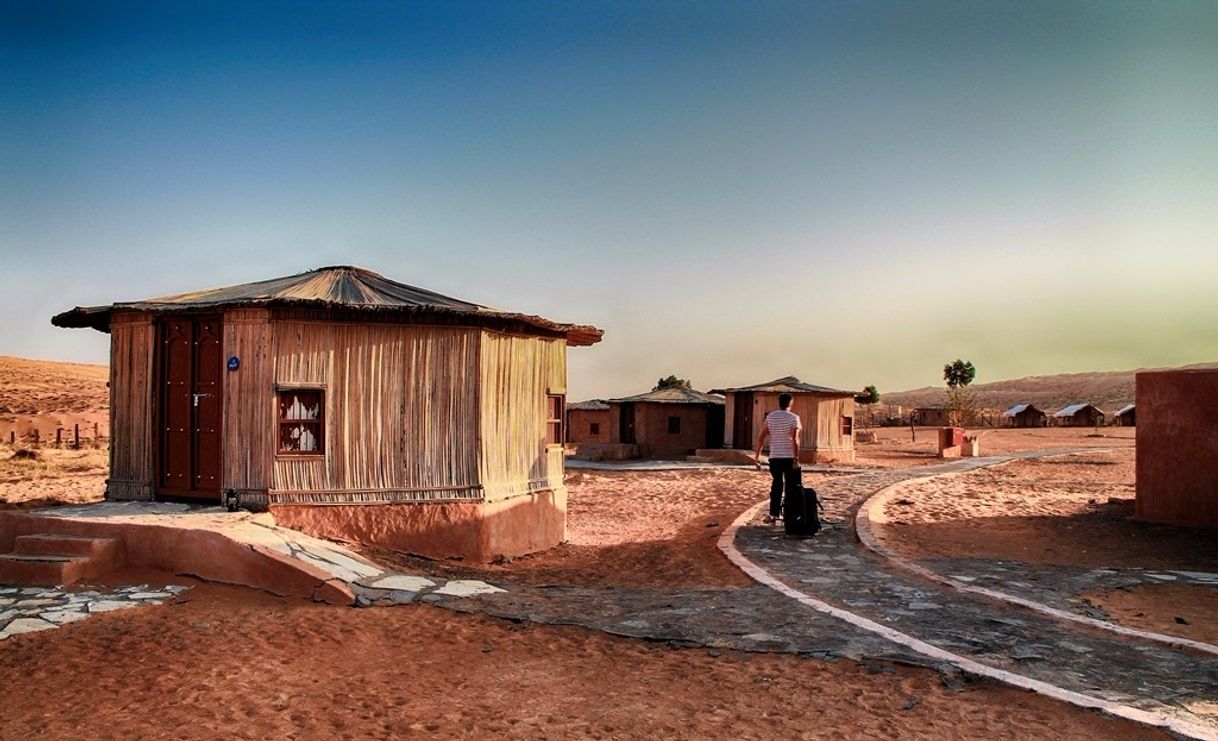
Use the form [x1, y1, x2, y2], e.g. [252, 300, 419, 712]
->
[1135, 368, 1218, 527]
[52, 266, 603, 562]
[715, 376, 856, 464]
[607, 387, 725, 459]
[1002, 403, 1048, 428]
[911, 407, 950, 427]
[566, 400, 612, 445]
[1114, 404, 1136, 427]
[1054, 403, 1105, 427]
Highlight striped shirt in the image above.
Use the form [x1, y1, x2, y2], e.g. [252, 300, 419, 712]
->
[765, 410, 801, 458]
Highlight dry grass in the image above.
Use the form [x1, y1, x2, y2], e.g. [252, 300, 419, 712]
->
[0, 445, 109, 484]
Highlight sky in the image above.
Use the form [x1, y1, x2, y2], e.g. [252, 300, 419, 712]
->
[2, 0, 1215, 402]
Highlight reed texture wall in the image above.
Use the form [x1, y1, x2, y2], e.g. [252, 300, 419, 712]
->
[108, 312, 154, 500]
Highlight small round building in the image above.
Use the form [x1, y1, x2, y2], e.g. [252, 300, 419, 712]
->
[53, 266, 603, 562]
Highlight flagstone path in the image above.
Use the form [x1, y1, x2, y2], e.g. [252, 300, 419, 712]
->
[0, 584, 188, 640]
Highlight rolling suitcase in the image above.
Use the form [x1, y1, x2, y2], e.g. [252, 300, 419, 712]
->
[783, 468, 822, 537]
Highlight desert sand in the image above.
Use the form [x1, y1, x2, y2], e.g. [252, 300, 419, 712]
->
[0, 582, 1165, 740]
[0, 355, 109, 442]
[853, 426, 1135, 468]
[362, 467, 841, 589]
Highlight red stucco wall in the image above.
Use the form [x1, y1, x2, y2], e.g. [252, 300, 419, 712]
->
[1135, 369, 1218, 528]
[271, 488, 567, 562]
[567, 409, 613, 444]
[633, 403, 713, 458]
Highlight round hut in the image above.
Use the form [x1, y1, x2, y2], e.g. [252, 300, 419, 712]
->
[52, 266, 603, 562]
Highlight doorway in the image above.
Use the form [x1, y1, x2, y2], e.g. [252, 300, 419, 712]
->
[157, 316, 223, 501]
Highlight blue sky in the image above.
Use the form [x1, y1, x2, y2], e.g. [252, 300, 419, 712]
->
[2, 1, 1215, 401]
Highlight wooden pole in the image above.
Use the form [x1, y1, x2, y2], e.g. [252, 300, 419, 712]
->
[33, 429, 40, 446]
[74, 424, 80, 449]
[56, 428, 62, 446]
[8, 431, 13, 444]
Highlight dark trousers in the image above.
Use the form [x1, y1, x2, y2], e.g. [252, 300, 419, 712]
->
[768, 458, 798, 517]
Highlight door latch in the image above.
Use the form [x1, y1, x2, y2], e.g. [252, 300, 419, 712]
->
[193, 392, 210, 407]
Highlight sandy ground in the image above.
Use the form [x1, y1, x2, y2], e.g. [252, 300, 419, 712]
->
[0, 445, 108, 509]
[0, 355, 109, 442]
[0, 582, 1165, 741]
[363, 467, 836, 589]
[874, 449, 1218, 642]
[854, 426, 1134, 468]
[1083, 582, 1218, 646]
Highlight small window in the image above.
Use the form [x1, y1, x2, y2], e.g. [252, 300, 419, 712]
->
[278, 390, 324, 455]
[590, 422, 600, 435]
[668, 416, 681, 434]
[546, 394, 564, 445]
[841, 415, 853, 437]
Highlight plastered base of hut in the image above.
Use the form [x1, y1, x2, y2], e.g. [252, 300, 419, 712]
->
[270, 488, 567, 563]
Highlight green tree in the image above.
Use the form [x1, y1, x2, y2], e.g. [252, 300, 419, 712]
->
[943, 359, 976, 389]
[654, 375, 692, 390]
[855, 385, 881, 405]
[942, 360, 978, 426]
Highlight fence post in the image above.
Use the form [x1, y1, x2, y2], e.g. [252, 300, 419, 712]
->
[8, 431, 13, 444]
[56, 428, 63, 446]
[74, 424, 80, 449]
[33, 429, 40, 446]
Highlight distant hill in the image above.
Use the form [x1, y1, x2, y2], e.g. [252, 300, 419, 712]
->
[883, 362, 1218, 413]
[0, 356, 110, 440]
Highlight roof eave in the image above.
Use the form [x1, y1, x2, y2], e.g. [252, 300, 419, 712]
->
[52, 299, 605, 345]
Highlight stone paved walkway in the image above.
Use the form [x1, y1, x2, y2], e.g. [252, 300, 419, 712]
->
[918, 556, 1218, 625]
[0, 584, 188, 640]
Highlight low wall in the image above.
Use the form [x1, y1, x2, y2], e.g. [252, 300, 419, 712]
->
[1136, 369, 1218, 528]
[270, 488, 567, 563]
[569, 443, 638, 461]
[0, 511, 353, 604]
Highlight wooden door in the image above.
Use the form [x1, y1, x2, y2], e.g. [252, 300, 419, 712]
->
[706, 405, 725, 449]
[732, 392, 754, 449]
[158, 316, 223, 501]
[619, 403, 636, 444]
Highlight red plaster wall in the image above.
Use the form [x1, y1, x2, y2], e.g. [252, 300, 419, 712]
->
[1135, 369, 1218, 528]
[0, 512, 353, 604]
[567, 409, 613, 445]
[633, 403, 713, 458]
[271, 488, 567, 562]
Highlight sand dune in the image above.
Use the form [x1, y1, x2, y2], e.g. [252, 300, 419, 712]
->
[0, 355, 109, 441]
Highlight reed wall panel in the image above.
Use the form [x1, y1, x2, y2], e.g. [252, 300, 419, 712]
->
[221, 309, 273, 502]
[479, 332, 567, 502]
[270, 321, 481, 502]
[108, 312, 154, 500]
[747, 392, 854, 453]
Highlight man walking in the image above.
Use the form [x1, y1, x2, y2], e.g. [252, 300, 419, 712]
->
[753, 393, 802, 524]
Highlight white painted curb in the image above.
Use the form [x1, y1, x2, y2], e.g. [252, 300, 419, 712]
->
[855, 465, 1218, 659]
[717, 502, 1217, 741]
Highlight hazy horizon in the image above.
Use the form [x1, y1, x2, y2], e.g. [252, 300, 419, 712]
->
[3, 1, 1216, 402]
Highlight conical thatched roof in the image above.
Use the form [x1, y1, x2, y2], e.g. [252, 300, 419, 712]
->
[52, 265, 603, 346]
[711, 376, 855, 396]
[608, 387, 724, 405]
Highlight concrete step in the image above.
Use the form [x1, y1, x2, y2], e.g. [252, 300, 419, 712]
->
[14, 534, 121, 560]
[0, 553, 92, 586]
